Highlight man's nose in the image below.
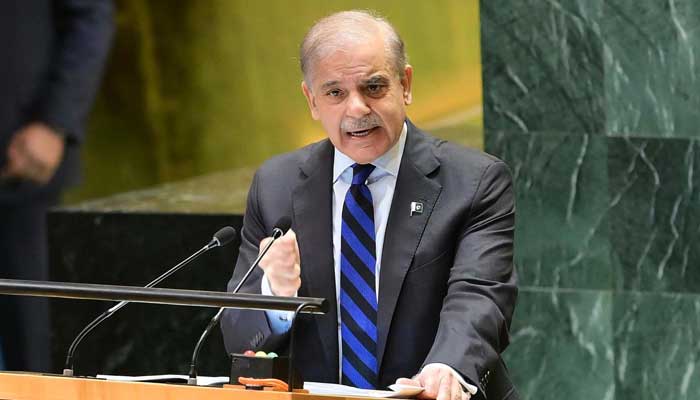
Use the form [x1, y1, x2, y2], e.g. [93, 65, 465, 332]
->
[346, 92, 371, 118]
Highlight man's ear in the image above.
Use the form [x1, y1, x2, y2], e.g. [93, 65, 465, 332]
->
[401, 65, 414, 105]
[301, 81, 320, 120]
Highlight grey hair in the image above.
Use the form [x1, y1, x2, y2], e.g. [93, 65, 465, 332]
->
[300, 10, 407, 86]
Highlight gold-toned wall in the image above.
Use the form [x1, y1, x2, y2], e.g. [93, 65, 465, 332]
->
[67, 0, 482, 202]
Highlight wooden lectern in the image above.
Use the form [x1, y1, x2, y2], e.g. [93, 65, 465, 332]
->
[0, 280, 344, 399]
[0, 372, 377, 400]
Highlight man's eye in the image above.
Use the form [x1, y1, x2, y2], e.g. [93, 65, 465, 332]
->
[327, 89, 342, 97]
[365, 84, 386, 96]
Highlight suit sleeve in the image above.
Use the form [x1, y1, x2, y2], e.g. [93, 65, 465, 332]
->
[422, 161, 517, 393]
[34, 0, 114, 143]
[220, 170, 291, 353]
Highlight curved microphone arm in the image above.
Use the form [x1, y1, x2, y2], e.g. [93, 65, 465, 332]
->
[63, 240, 218, 376]
[186, 227, 283, 385]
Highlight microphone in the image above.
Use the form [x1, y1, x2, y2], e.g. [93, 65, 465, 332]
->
[62, 226, 237, 377]
[186, 216, 292, 385]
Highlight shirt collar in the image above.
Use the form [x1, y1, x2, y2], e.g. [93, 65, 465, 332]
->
[333, 121, 407, 183]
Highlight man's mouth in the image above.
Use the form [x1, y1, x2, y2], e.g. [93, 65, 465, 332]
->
[346, 127, 377, 137]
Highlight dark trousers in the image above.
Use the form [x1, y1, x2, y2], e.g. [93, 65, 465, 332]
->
[0, 193, 57, 372]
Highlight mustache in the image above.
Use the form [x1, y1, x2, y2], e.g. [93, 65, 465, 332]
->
[341, 114, 382, 132]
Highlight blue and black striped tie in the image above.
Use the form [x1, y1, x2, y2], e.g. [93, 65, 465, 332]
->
[340, 163, 378, 389]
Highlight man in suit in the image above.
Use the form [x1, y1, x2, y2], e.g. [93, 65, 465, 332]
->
[221, 10, 518, 400]
[0, 0, 114, 372]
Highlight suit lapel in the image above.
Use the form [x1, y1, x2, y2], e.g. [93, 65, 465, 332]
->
[376, 122, 442, 370]
[292, 140, 338, 379]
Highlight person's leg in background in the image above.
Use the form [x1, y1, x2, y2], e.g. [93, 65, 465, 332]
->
[0, 337, 6, 370]
[0, 193, 57, 372]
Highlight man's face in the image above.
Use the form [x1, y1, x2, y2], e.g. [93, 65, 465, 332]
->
[302, 37, 413, 164]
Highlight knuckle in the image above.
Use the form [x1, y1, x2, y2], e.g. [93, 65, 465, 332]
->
[426, 385, 438, 397]
[286, 238, 297, 249]
[265, 248, 280, 261]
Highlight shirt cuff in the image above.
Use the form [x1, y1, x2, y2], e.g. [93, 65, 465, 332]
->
[422, 363, 478, 396]
[261, 273, 295, 334]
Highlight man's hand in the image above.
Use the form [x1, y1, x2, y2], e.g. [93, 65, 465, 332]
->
[1, 122, 65, 184]
[396, 364, 471, 400]
[259, 229, 301, 297]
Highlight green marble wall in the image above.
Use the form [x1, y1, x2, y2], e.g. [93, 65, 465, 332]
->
[481, 1, 700, 398]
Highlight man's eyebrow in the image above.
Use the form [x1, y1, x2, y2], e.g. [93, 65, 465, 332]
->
[320, 80, 341, 90]
[363, 75, 390, 85]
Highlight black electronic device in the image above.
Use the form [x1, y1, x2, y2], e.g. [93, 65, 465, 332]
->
[229, 353, 303, 389]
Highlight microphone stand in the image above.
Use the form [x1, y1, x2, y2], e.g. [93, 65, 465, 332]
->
[63, 230, 232, 377]
[186, 226, 286, 385]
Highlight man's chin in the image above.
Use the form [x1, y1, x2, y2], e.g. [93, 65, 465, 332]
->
[344, 147, 383, 164]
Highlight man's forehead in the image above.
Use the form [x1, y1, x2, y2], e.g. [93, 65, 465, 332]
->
[308, 35, 394, 78]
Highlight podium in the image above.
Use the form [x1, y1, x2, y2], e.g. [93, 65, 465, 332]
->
[0, 280, 333, 399]
[0, 372, 378, 400]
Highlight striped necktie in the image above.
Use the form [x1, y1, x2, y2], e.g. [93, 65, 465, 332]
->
[340, 163, 378, 389]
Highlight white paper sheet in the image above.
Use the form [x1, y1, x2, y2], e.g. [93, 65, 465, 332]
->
[96, 374, 229, 386]
[304, 381, 424, 398]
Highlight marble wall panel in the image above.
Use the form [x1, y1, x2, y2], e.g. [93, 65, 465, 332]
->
[481, 0, 606, 134]
[613, 291, 700, 399]
[487, 131, 613, 290]
[602, 1, 700, 137]
[504, 288, 614, 399]
[608, 138, 700, 293]
[488, 133, 700, 294]
[482, 0, 700, 138]
[507, 289, 700, 400]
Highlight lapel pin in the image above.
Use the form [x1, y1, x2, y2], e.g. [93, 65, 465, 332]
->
[410, 201, 424, 217]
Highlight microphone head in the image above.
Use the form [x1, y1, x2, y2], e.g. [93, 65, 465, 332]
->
[272, 216, 292, 237]
[213, 226, 237, 247]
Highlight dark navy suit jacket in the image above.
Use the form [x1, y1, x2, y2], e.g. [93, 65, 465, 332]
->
[221, 121, 519, 400]
[0, 0, 114, 204]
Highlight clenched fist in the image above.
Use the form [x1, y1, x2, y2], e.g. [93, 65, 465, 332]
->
[259, 229, 301, 297]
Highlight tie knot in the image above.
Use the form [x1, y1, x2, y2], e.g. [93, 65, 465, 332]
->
[351, 163, 375, 185]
